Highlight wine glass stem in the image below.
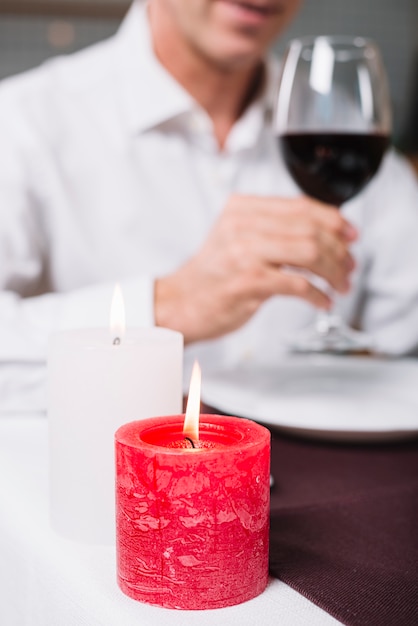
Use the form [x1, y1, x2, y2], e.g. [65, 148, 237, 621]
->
[315, 308, 343, 336]
[312, 280, 341, 336]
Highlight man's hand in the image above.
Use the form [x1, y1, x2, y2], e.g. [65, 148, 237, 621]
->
[155, 195, 357, 344]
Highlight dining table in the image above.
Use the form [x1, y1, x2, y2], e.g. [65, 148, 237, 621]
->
[1, 354, 418, 626]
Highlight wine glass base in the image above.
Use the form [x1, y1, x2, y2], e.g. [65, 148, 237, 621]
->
[289, 322, 373, 354]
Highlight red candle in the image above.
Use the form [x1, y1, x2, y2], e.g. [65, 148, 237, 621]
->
[115, 413, 270, 609]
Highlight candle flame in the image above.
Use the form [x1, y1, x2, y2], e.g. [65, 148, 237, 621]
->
[183, 361, 201, 442]
[110, 283, 126, 341]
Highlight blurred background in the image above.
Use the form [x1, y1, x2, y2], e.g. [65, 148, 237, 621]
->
[0, 0, 417, 161]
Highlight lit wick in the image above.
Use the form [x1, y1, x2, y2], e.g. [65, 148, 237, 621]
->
[183, 361, 201, 445]
[110, 283, 125, 346]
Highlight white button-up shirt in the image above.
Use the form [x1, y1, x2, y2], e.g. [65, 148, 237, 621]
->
[0, 0, 418, 410]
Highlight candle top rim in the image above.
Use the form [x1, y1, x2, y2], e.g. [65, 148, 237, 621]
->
[115, 414, 270, 454]
[49, 326, 183, 349]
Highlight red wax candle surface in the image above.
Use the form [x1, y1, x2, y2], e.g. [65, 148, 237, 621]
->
[115, 414, 271, 610]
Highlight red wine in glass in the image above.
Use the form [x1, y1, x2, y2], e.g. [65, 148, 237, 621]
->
[279, 132, 390, 206]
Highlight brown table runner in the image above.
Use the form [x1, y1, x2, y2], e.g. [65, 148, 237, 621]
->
[268, 430, 418, 626]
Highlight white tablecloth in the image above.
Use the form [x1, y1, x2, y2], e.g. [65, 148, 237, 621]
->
[0, 414, 340, 626]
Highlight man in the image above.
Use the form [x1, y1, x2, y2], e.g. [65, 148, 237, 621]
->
[0, 0, 417, 409]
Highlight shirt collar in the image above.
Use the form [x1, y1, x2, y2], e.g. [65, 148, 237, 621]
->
[226, 60, 278, 152]
[114, 0, 195, 134]
[114, 0, 278, 150]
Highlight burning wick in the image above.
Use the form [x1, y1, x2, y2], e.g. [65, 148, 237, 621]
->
[110, 283, 125, 346]
[183, 361, 201, 444]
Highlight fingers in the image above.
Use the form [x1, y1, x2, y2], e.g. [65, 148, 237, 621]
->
[276, 230, 354, 293]
[227, 194, 358, 241]
[224, 194, 357, 292]
[240, 226, 354, 291]
[155, 259, 332, 347]
[238, 263, 331, 309]
[266, 270, 333, 309]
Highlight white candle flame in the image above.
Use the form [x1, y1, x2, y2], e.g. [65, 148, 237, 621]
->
[183, 361, 201, 442]
[110, 283, 126, 342]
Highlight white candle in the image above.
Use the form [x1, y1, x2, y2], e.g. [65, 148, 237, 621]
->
[48, 326, 183, 544]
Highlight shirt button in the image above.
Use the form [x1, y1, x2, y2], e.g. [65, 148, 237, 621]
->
[211, 165, 226, 185]
[241, 348, 254, 362]
[213, 162, 237, 186]
[190, 113, 210, 134]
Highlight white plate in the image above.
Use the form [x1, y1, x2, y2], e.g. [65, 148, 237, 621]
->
[201, 355, 418, 442]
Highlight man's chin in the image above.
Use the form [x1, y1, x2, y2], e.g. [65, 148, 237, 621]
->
[202, 35, 267, 72]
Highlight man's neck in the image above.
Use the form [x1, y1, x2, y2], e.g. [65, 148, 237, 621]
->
[148, 6, 264, 149]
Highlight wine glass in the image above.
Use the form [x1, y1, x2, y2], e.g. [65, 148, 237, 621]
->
[273, 36, 391, 352]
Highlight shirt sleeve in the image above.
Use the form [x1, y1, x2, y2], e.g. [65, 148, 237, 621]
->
[360, 150, 418, 356]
